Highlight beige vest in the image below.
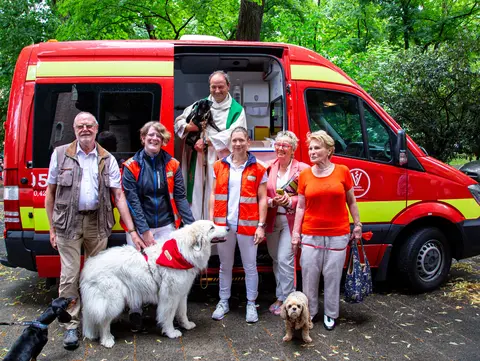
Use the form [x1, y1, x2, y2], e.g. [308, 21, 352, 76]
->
[51, 141, 114, 239]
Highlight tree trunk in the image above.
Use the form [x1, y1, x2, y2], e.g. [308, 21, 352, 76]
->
[145, 22, 156, 39]
[236, 0, 265, 41]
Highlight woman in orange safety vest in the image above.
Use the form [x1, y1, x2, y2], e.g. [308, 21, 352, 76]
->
[209, 127, 268, 324]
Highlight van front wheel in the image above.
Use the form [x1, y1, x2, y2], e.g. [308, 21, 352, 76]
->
[397, 227, 451, 292]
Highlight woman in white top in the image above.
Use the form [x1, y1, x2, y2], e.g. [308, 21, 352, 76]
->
[209, 127, 268, 323]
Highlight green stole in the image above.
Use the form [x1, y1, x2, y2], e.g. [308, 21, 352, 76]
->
[187, 98, 243, 203]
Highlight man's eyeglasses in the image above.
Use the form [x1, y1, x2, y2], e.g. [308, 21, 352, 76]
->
[275, 142, 292, 149]
[75, 124, 96, 130]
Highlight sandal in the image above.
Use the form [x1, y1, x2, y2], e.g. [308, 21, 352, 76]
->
[269, 302, 283, 314]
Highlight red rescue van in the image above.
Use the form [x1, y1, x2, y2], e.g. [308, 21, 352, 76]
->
[2, 38, 479, 292]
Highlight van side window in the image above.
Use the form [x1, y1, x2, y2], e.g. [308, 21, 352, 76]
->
[363, 102, 393, 163]
[33, 84, 161, 168]
[306, 90, 364, 158]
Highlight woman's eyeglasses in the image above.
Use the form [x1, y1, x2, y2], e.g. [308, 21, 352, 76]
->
[275, 142, 292, 149]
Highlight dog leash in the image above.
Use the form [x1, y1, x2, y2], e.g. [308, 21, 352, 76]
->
[0, 321, 49, 329]
[292, 231, 373, 289]
[300, 231, 373, 251]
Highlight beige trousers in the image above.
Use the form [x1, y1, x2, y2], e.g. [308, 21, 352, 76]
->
[56, 212, 108, 330]
[300, 234, 349, 319]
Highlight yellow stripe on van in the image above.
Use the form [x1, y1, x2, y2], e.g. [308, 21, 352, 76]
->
[407, 200, 421, 207]
[26, 65, 37, 81]
[23, 208, 124, 231]
[33, 61, 173, 79]
[441, 199, 480, 220]
[352, 201, 406, 223]
[20, 207, 35, 229]
[290, 65, 353, 86]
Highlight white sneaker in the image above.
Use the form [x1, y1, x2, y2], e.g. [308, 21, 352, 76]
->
[212, 300, 229, 320]
[246, 303, 258, 323]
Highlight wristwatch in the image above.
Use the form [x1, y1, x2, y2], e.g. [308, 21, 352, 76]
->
[257, 222, 266, 228]
[127, 229, 136, 234]
[354, 222, 363, 228]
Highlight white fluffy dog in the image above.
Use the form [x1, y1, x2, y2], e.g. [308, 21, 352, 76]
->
[80, 220, 227, 348]
[280, 291, 313, 343]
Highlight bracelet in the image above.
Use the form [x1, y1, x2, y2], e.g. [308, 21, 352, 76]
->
[127, 229, 136, 234]
[354, 222, 362, 228]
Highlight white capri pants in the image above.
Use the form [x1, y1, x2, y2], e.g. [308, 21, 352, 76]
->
[126, 223, 175, 248]
[300, 234, 349, 319]
[266, 215, 294, 302]
[217, 227, 258, 302]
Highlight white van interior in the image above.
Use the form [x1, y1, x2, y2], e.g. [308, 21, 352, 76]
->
[173, 52, 286, 164]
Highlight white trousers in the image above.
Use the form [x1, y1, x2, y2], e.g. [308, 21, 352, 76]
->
[300, 234, 349, 319]
[126, 223, 175, 248]
[126, 223, 175, 314]
[266, 215, 294, 302]
[217, 228, 258, 302]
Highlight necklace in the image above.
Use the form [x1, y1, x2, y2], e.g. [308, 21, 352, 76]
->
[315, 163, 333, 171]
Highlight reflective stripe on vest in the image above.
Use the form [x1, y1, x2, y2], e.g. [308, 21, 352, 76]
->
[213, 159, 266, 236]
[122, 157, 182, 229]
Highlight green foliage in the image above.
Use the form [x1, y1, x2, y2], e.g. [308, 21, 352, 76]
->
[0, 0, 479, 161]
[368, 40, 480, 162]
[0, 0, 59, 152]
[55, 0, 240, 40]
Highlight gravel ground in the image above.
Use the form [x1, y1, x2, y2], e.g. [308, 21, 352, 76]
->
[0, 199, 479, 361]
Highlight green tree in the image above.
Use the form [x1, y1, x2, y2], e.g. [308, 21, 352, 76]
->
[55, 0, 240, 40]
[0, 0, 59, 150]
[369, 41, 480, 162]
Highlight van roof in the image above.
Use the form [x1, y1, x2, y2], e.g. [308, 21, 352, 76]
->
[27, 39, 344, 74]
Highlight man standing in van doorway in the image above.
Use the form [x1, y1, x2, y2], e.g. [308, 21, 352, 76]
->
[175, 70, 247, 220]
[45, 112, 142, 350]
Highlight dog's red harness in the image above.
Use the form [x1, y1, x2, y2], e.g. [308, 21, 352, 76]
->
[143, 239, 194, 270]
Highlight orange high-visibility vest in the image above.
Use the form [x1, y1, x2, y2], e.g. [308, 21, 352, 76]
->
[213, 155, 266, 236]
[121, 157, 182, 229]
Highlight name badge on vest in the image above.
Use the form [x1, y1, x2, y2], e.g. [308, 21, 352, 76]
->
[247, 175, 256, 181]
[166, 171, 174, 178]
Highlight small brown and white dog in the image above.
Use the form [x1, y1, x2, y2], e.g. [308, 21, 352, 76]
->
[280, 291, 313, 343]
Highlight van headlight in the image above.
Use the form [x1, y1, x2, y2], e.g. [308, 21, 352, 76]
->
[468, 184, 480, 205]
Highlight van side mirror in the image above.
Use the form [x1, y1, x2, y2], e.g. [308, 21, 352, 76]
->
[395, 130, 408, 166]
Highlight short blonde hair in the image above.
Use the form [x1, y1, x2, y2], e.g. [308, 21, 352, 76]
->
[140, 121, 171, 146]
[307, 130, 335, 159]
[275, 130, 298, 151]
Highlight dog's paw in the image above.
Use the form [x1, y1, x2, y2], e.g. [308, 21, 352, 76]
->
[303, 335, 313, 343]
[181, 321, 196, 330]
[165, 329, 182, 339]
[101, 337, 115, 348]
[283, 335, 292, 342]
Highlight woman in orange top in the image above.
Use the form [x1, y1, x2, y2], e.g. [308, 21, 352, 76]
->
[292, 130, 361, 331]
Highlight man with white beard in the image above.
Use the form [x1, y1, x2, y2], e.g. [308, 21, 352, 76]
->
[175, 71, 247, 220]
